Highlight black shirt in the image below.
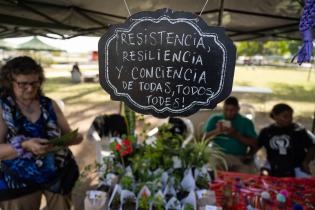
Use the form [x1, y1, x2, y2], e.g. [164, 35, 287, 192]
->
[258, 123, 315, 177]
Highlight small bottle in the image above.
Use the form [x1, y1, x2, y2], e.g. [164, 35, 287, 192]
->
[222, 181, 233, 209]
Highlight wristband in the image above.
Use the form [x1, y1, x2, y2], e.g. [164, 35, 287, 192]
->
[10, 135, 33, 159]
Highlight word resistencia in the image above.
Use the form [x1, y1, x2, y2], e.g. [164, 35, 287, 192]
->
[117, 31, 211, 51]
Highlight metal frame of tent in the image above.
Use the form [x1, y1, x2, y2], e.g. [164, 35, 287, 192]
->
[0, 0, 303, 40]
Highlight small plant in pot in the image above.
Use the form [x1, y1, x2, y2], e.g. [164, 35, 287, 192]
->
[138, 192, 152, 210]
[176, 189, 189, 201]
[151, 192, 165, 210]
[183, 203, 194, 210]
[109, 192, 121, 210]
[166, 197, 181, 210]
[122, 195, 136, 210]
[195, 175, 209, 189]
[120, 175, 134, 191]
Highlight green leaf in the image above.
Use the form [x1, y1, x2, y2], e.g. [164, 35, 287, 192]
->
[47, 129, 78, 146]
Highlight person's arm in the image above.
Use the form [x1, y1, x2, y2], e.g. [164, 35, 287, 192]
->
[52, 100, 83, 145]
[226, 129, 257, 147]
[224, 120, 258, 147]
[302, 130, 315, 173]
[0, 105, 18, 160]
[203, 116, 223, 140]
[204, 127, 222, 139]
[0, 107, 52, 160]
[252, 133, 264, 154]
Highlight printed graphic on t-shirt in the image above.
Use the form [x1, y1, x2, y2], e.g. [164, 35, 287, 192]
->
[269, 134, 290, 155]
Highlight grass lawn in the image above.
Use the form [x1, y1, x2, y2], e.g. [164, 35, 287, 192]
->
[44, 77, 107, 105]
[233, 66, 315, 117]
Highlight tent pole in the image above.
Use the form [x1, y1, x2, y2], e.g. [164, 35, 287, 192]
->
[119, 102, 123, 115]
[218, 0, 224, 26]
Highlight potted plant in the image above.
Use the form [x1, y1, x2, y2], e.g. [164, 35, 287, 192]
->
[151, 192, 165, 210]
[176, 188, 189, 201]
[196, 176, 209, 190]
[120, 175, 134, 191]
[183, 203, 194, 210]
[165, 197, 180, 210]
[138, 192, 152, 210]
[121, 195, 136, 210]
[109, 192, 121, 210]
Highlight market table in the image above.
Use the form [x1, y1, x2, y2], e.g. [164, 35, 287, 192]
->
[210, 171, 315, 210]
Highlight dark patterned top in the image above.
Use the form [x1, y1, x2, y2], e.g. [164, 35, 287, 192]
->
[0, 95, 72, 190]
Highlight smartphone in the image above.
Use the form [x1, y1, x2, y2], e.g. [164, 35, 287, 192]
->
[220, 119, 231, 128]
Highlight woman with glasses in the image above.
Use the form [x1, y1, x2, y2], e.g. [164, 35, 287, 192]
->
[0, 56, 83, 210]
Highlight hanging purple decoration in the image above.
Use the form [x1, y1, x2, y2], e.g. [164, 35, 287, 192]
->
[294, 0, 315, 64]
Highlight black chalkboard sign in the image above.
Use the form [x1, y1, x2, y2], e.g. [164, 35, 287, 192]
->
[99, 8, 236, 118]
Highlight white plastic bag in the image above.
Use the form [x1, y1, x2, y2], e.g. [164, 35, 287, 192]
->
[84, 190, 107, 210]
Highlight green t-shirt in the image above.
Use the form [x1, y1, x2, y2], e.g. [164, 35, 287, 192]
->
[204, 113, 257, 155]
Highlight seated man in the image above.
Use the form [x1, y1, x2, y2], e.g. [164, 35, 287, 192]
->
[257, 103, 315, 177]
[204, 96, 258, 173]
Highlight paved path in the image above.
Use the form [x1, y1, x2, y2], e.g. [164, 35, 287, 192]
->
[46, 71, 71, 77]
[46, 71, 98, 78]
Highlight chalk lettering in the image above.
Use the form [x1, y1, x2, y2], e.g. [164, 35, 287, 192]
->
[139, 82, 163, 93]
[166, 32, 174, 45]
[130, 66, 206, 84]
[198, 71, 206, 84]
[175, 85, 212, 95]
[115, 66, 123, 79]
[184, 34, 191, 46]
[123, 51, 129, 62]
[165, 82, 171, 94]
[146, 95, 175, 107]
[196, 37, 205, 49]
[121, 50, 204, 66]
[136, 33, 143, 45]
[164, 50, 171, 61]
[128, 33, 135, 45]
[122, 81, 133, 90]
[117, 32, 211, 51]
[173, 98, 180, 108]
[121, 33, 128, 46]
[99, 8, 236, 118]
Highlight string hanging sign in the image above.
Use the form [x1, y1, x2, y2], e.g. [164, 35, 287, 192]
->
[99, 8, 236, 118]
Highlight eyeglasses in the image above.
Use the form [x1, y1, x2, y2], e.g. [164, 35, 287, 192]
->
[13, 80, 41, 89]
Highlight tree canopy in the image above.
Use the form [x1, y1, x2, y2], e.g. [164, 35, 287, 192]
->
[236, 40, 301, 57]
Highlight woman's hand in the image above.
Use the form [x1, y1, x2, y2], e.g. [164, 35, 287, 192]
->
[21, 138, 53, 155]
[69, 132, 83, 146]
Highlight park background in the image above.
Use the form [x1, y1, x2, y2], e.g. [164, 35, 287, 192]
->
[1, 36, 314, 209]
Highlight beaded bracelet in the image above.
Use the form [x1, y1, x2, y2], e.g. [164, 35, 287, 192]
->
[10, 135, 33, 159]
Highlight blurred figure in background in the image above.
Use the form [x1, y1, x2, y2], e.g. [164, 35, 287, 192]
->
[70, 62, 82, 83]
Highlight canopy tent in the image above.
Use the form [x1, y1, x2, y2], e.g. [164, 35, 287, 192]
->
[16, 36, 63, 51]
[0, 39, 12, 50]
[0, 0, 303, 41]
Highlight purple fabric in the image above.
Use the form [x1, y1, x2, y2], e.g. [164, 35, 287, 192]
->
[295, 0, 315, 64]
[10, 135, 33, 159]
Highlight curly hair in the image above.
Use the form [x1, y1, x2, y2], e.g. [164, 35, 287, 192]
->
[0, 56, 45, 97]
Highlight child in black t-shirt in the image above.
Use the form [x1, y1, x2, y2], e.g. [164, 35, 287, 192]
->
[258, 103, 315, 177]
